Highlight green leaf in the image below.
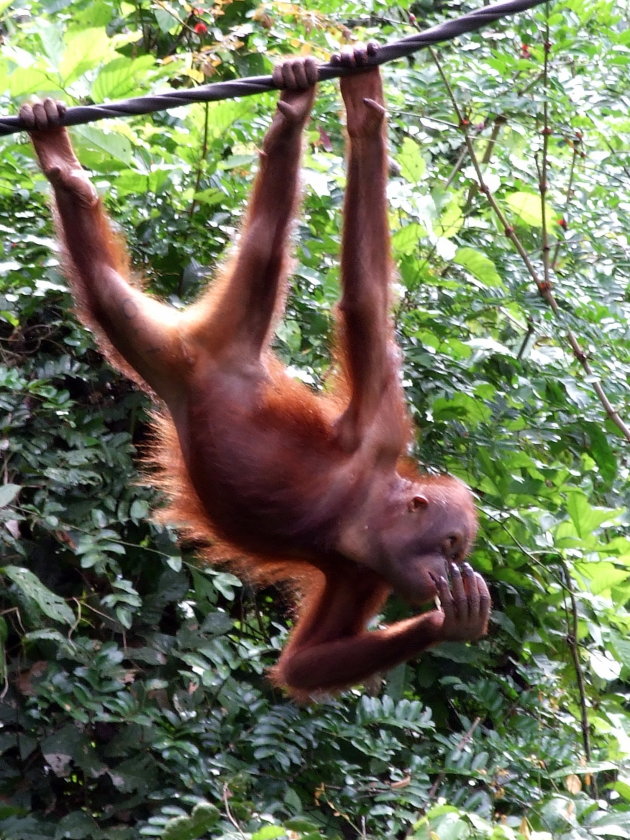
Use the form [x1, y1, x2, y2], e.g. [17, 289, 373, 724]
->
[566, 492, 623, 537]
[23, 629, 75, 649]
[154, 6, 179, 34]
[210, 571, 242, 600]
[203, 99, 255, 137]
[611, 779, 630, 802]
[549, 761, 618, 779]
[54, 811, 104, 839]
[454, 246, 504, 288]
[92, 55, 156, 101]
[589, 650, 622, 681]
[392, 223, 426, 256]
[161, 803, 220, 840]
[431, 393, 492, 426]
[59, 28, 116, 83]
[609, 636, 630, 671]
[129, 498, 149, 521]
[0, 483, 20, 507]
[284, 818, 320, 832]
[437, 199, 464, 238]
[574, 561, 629, 594]
[7, 65, 57, 97]
[251, 827, 287, 840]
[200, 612, 233, 635]
[505, 190, 554, 227]
[584, 422, 617, 484]
[397, 137, 426, 183]
[72, 125, 134, 167]
[2, 566, 74, 625]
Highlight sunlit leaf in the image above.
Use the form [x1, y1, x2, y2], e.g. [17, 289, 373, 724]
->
[455, 246, 504, 287]
[59, 27, 117, 83]
[566, 491, 623, 537]
[505, 190, 555, 227]
[397, 136, 426, 183]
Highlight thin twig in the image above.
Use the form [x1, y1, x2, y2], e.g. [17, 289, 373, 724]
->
[551, 139, 579, 269]
[539, 21, 552, 294]
[515, 319, 536, 360]
[463, 115, 507, 212]
[222, 784, 246, 838]
[557, 560, 595, 785]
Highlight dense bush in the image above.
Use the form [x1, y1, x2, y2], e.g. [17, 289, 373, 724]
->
[0, 0, 628, 837]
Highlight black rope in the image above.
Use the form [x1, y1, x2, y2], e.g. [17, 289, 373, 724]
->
[0, 0, 547, 136]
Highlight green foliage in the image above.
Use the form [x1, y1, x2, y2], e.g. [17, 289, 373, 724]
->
[0, 0, 629, 837]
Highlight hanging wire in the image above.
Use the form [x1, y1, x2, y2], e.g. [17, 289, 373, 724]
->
[0, 0, 547, 136]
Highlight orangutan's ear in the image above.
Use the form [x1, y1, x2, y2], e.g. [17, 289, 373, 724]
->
[408, 495, 428, 512]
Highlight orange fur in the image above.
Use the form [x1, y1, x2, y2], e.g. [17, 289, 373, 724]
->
[24, 59, 489, 701]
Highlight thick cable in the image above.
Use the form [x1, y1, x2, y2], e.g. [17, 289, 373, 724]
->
[0, 0, 547, 136]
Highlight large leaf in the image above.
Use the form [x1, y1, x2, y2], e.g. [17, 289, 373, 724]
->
[161, 803, 220, 840]
[505, 190, 555, 227]
[566, 491, 623, 537]
[454, 246, 504, 287]
[397, 136, 426, 183]
[0, 484, 20, 507]
[2, 566, 74, 625]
